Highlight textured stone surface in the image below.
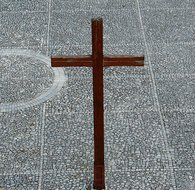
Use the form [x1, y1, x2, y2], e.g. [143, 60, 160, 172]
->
[41, 171, 92, 190]
[0, 55, 53, 104]
[105, 111, 169, 171]
[0, 49, 66, 112]
[174, 170, 195, 190]
[163, 111, 195, 169]
[0, 174, 39, 190]
[155, 75, 195, 111]
[0, 106, 42, 174]
[44, 78, 93, 114]
[0, 0, 48, 12]
[51, 0, 137, 11]
[139, 0, 195, 9]
[49, 9, 143, 47]
[141, 9, 194, 44]
[86, 0, 137, 10]
[43, 111, 93, 171]
[149, 43, 195, 76]
[0, 12, 48, 48]
[105, 170, 175, 190]
[0, 0, 195, 189]
[104, 75, 155, 112]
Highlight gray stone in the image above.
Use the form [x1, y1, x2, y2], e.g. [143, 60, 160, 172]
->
[0, 54, 54, 104]
[85, 0, 137, 10]
[139, 0, 195, 9]
[0, 48, 66, 112]
[41, 171, 92, 190]
[155, 75, 195, 111]
[105, 111, 169, 171]
[44, 78, 93, 114]
[105, 170, 175, 190]
[104, 75, 155, 112]
[163, 111, 195, 169]
[0, 12, 48, 48]
[0, 106, 42, 174]
[174, 170, 195, 190]
[49, 9, 143, 47]
[0, 174, 39, 190]
[43, 111, 93, 171]
[149, 42, 195, 76]
[51, 0, 137, 11]
[0, 0, 48, 12]
[0, 0, 195, 189]
[141, 9, 194, 44]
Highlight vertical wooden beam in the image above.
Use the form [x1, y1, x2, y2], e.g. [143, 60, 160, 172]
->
[51, 17, 144, 189]
[92, 18, 105, 189]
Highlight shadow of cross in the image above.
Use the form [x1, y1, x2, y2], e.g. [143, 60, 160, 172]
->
[51, 17, 144, 190]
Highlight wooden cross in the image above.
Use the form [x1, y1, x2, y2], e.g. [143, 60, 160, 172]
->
[51, 18, 144, 190]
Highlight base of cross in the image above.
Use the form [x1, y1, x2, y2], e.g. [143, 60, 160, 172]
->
[51, 18, 144, 190]
[93, 164, 105, 189]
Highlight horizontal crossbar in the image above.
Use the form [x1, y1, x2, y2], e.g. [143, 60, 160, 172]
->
[51, 55, 144, 67]
[51, 56, 93, 67]
[103, 55, 144, 67]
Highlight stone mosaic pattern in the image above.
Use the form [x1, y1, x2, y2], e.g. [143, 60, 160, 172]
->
[0, 0, 195, 189]
[0, 55, 53, 104]
[149, 43, 195, 76]
[139, 0, 195, 9]
[0, 106, 42, 175]
[163, 111, 195, 169]
[0, 0, 48, 12]
[0, 49, 66, 112]
[155, 75, 195, 111]
[104, 75, 155, 112]
[105, 170, 175, 190]
[41, 171, 92, 190]
[0, 174, 39, 190]
[0, 12, 48, 48]
[174, 170, 195, 190]
[51, 0, 138, 11]
[43, 111, 93, 172]
[49, 9, 143, 47]
[141, 9, 194, 44]
[105, 111, 170, 171]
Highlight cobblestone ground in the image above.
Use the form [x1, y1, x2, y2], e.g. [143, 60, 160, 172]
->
[0, 0, 195, 189]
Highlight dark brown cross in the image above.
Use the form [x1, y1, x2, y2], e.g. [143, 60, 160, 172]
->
[51, 18, 144, 190]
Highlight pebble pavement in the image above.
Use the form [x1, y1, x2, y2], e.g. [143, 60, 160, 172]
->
[0, 0, 194, 189]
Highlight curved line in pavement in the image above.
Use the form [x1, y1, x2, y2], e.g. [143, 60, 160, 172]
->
[0, 49, 67, 112]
